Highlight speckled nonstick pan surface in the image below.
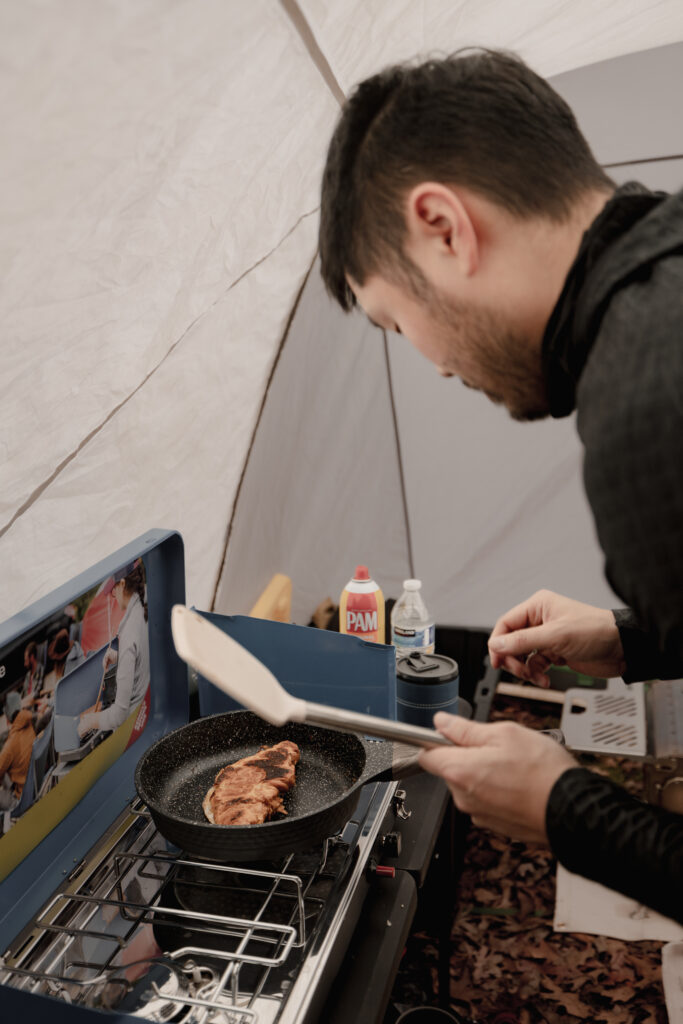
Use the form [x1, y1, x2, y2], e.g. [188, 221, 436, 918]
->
[135, 710, 403, 861]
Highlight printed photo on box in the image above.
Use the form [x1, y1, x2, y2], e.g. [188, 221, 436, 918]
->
[0, 558, 150, 868]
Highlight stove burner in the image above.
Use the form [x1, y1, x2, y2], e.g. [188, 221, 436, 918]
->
[133, 964, 189, 1022]
[115, 958, 221, 1023]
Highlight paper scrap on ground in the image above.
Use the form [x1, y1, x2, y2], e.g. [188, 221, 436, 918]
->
[663, 942, 683, 1024]
[554, 865, 683, 942]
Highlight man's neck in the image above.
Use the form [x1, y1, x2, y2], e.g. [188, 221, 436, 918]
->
[515, 188, 614, 351]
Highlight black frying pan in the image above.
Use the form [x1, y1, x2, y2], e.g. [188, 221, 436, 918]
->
[134, 710, 419, 862]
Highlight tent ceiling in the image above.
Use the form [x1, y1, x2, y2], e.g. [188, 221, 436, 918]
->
[299, 0, 683, 91]
[0, 1, 334, 617]
[2, 0, 683, 621]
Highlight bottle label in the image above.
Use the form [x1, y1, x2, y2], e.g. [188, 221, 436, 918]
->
[346, 608, 378, 634]
[340, 586, 384, 643]
[393, 624, 435, 654]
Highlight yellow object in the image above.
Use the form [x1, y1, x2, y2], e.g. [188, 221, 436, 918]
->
[249, 574, 292, 623]
[0, 703, 142, 884]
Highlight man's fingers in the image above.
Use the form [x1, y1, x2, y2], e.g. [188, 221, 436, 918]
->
[489, 592, 548, 639]
[419, 714, 492, 779]
[419, 742, 480, 789]
[494, 652, 551, 687]
[432, 712, 494, 746]
[488, 624, 555, 660]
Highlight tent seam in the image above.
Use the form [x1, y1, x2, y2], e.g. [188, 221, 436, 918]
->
[0, 207, 320, 542]
[279, 0, 346, 107]
[602, 152, 683, 168]
[383, 331, 415, 580]
[208, 254, 317, 611]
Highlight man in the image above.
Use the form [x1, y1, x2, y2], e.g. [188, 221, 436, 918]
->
[21, 641, 44, 703]
[319, 49, 683, 920]
[0, 690, 36, 812]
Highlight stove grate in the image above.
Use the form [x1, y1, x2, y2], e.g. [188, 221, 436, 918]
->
[0, 802, 350, 1023]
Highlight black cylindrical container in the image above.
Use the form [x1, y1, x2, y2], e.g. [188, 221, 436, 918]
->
[396, 1007, 466, 1023]
[395, 651, 460, 727]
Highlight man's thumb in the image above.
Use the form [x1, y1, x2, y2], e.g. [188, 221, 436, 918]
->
[488, 624, 552, 658]
[432, 711, 491, 747]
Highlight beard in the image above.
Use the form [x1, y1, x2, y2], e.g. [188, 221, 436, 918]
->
[429, 287, 550, 422]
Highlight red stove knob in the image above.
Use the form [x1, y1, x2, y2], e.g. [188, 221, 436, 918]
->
[374, 865, 396, 878]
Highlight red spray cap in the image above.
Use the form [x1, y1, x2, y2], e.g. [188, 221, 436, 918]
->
[354, 565, 370, 580]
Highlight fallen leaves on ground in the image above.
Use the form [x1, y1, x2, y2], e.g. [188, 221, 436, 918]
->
[389, 696, 667, 1024]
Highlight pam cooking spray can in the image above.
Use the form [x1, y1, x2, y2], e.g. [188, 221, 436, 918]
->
[339, 566, 385, 643]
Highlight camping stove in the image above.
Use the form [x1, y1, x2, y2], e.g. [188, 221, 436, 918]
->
[0, 532, 449, 1023]
[1, 781, 402, 1023]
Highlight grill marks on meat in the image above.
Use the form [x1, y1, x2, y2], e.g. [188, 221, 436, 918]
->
[203, 741, 301, 826]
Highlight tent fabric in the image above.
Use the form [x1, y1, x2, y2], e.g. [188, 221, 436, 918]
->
[215, 261, 413, 624]
[299, 0, 683, 90]
[0, 0, 334, 618]
[1, 213, 317, 617]
[2, 0, 683, 626]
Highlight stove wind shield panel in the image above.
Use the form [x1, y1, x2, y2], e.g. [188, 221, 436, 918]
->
[0, 531, 400, 1023]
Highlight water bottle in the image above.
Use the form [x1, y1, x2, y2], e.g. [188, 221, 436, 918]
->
[391, 579, 435, 657]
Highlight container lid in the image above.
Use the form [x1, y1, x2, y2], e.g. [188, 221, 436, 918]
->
[354, 565, 370, 580]
[402, 579, 421, 591]
[396, 650, 459, 683]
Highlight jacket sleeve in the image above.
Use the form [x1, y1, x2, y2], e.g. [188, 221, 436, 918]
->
[0, 733, 17, 781]
[96, 641, 137, 733]
[614, 608, 683, 683]
[546, 766, 683, 923]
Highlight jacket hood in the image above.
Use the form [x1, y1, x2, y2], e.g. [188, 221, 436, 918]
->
[542, 183, 683, 417]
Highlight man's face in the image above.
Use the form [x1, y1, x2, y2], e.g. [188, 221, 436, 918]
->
[349, 271, 550, 422]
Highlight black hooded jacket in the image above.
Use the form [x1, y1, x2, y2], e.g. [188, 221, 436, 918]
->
[541, 183, 683, 922]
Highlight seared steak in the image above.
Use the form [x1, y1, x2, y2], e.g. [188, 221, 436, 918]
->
[203, 740, 300, 825]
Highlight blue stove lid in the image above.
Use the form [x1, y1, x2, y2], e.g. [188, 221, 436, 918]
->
[0, 529, 188, 944]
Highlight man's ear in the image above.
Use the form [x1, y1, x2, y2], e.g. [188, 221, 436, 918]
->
[405, 183, 478, 276]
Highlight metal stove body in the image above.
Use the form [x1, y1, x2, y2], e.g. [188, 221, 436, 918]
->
[0, 531, 435, 1024]
[1, 784, 402, 1023]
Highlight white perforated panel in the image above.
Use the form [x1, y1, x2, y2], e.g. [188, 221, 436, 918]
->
[560, 682, 647, 757]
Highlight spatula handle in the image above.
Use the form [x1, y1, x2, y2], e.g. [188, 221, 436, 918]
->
[302, 701, 452, 748]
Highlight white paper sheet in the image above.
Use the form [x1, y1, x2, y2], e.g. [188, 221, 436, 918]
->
[663, 943, 683, 1024]
[554, 864, 683, 942]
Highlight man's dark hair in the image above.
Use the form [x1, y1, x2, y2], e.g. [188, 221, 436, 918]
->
[319, 48, 613, 310]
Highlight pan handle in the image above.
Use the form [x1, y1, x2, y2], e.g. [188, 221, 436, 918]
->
[302, 701, 451, 748]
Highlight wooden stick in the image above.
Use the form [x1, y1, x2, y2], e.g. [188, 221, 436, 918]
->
[496, 681, 567, 705]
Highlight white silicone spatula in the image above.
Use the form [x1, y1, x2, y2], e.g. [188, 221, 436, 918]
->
[171, 604, 451, 749]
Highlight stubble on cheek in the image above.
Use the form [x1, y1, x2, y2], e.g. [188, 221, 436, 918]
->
[434, 298, 549, 422]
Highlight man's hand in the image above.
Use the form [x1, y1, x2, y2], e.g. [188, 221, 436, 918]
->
[488, 590, 626, 687]
[419, 712, 577, 843]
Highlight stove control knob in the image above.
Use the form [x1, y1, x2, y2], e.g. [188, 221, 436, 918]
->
[381, 830, 402, 858]
[392, 788, 412, 820]
[367, 858, 396, 879]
